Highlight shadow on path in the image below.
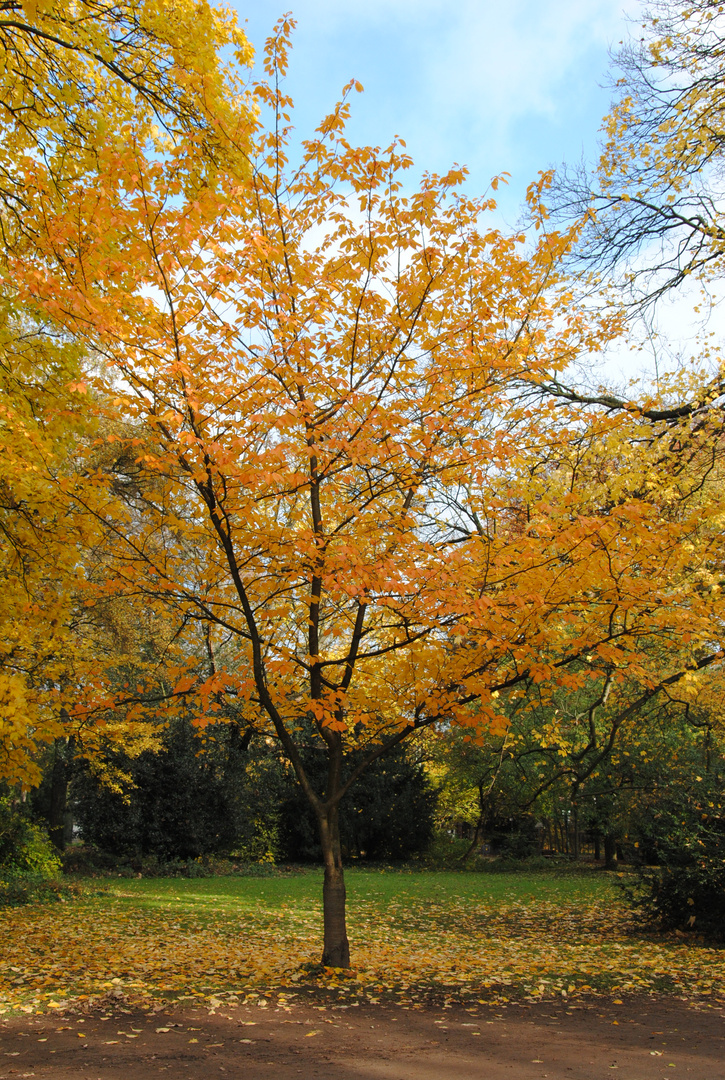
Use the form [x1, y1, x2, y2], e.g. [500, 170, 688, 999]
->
[0, 994, 722, 1080]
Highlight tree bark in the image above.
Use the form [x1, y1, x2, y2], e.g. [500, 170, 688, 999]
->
[318, 806, 350, 967]
[571, 797, 580, 860]
[48, 737, 72, 852]
[460, 818, 483, 863]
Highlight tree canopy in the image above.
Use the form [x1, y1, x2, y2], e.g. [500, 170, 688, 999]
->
[0, 0, 255, 784]
[555, 0, 725, 305]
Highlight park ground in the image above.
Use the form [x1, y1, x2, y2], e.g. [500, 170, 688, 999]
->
[0, 869, 723, 1078]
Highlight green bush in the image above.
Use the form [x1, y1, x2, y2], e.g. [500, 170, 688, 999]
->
[62, 843, 296, 879]
[0, 873, 87, 906]
[423, 831, 474, 866]
[624, 806, 725, 942]
[0, 798, 60, 879]
[0, 797, 62, 905]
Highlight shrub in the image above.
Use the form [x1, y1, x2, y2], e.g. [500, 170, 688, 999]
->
[624, 807, 725, 942]
[0, 797, 62, 905]
[422, 831, 474, 866]
[0, 798, 60, 879]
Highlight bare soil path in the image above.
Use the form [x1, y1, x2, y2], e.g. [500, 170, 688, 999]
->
[0, 996, 723, 1080]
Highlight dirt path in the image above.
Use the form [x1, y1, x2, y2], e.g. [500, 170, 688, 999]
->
[0, 995, 723, 1080]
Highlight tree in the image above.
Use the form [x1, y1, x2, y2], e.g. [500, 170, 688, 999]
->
[432, 655, 725, 865]
[0, 325, 102, 786]
[0, 0, 252, 212]
[72, 716, 275, 863]
[12, 16, 725, 970]
[0, 0, 255, 787]
[554, 0, 725, 305]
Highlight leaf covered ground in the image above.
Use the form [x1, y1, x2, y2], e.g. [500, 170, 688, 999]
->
[1, 870, 723, 1015]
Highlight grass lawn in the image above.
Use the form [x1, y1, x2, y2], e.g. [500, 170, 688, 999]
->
[1, 868, 723, 1014]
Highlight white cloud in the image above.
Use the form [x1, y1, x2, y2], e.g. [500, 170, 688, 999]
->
[237, 0, 639, 213]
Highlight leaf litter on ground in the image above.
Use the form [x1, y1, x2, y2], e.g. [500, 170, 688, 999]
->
[1, 870, 723, 1015]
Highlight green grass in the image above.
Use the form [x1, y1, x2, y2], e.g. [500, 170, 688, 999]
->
[113, 866, 615, 919]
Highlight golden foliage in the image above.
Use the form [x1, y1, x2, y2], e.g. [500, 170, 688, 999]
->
[0, 0, 256, 784]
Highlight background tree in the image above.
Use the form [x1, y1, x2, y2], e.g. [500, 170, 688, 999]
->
[278, 738, 436, 863]
[71, 716, 278, 864]
[554, 0, 725, 305]
[71, 720, 435, 865]
[1, 0, 252, 219]
[433, 667, 725, 870]
[0, 0, 255, 787]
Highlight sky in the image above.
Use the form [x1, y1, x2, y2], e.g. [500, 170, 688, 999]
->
[233, 0, 640, 223]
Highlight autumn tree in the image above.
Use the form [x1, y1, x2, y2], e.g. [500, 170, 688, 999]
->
[0, 0, 255, 785]
[433, 665, 724, 866]
[0, 0, 252, 210]
[554, 0, 725, 305]
[531, 0, 725, 787]
[527, 0, 725, 784]
[11, 16, 725, 969]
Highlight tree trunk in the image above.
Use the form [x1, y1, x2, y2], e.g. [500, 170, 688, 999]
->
[604, 833, 617, 870]
[48, 737, 72, 852]
[460, 812, 485, 863]
[571, 800, 580, 860]
[318, 807, 350, 968]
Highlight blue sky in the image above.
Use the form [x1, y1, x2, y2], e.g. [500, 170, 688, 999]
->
[233, 0, 639, 222]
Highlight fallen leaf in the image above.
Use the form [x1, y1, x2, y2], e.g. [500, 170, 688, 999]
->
[2, 878, 724, 1015]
